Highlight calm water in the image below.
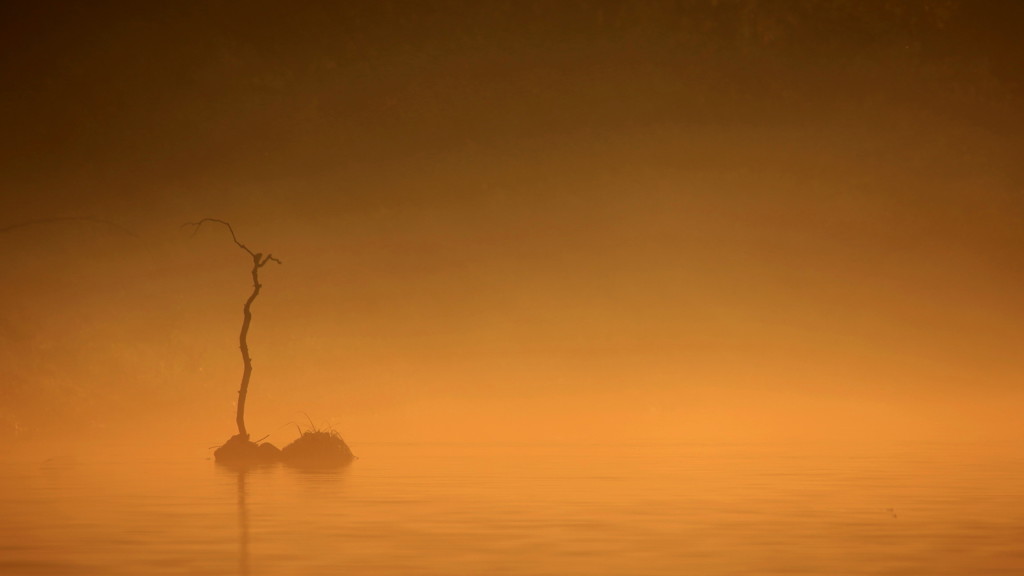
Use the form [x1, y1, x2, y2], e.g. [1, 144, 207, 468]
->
[2, 442, 1023, 575]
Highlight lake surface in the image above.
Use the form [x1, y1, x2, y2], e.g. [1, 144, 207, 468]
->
[2, 442, 1023, 575]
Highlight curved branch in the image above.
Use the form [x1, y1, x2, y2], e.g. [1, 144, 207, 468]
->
[1, 216, 139, 238]
[182, 218, 267, 260]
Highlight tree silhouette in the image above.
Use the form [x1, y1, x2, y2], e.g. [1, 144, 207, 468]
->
[184, 218, 281, 440]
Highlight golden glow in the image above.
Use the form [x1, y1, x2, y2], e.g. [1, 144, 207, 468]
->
[1, 2, 1023, 574]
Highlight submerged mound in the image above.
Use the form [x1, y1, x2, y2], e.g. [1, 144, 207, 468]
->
[281, 430, 355, 468]
[214, 434, 281, 465]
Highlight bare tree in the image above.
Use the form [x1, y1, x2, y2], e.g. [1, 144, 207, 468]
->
[184, 218, 281, 439]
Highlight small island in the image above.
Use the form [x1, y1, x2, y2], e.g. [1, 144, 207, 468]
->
[214, 429, 355, 468]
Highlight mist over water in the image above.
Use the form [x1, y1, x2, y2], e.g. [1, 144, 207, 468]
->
[3, 442, 1023, 575]
[2, 3, 1024, 574]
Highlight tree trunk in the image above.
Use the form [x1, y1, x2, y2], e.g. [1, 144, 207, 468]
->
[236, 252, 263, 438]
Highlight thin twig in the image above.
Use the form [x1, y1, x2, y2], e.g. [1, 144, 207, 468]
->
[1, 216, 138, 237]
[260, 253, 282, 267]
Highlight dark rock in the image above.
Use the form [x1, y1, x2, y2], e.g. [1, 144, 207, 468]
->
[280, 430, 355, 468]
[214, 434, 281, 465]
[257, 442, 281, 459]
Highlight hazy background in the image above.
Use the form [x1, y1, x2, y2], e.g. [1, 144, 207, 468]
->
[2, 1, 1022, 454]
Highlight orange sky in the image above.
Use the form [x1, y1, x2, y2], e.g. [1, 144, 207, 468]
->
[2, 2, 1023, 453]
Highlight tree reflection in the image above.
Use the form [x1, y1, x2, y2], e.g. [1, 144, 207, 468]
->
[237, 470, 249, 576]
